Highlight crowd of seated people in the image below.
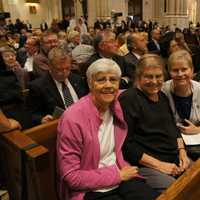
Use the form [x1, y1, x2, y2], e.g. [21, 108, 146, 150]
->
[1, 16, 200, 199]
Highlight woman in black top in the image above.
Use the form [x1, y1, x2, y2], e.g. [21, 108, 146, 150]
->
[119, 54, 190, 194]
[0, 47, 32, 129]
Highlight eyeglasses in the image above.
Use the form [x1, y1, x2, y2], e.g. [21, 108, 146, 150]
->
[94, 76, 120, 84]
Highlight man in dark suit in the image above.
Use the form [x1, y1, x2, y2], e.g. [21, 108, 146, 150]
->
[125, 32, 148, 83]
[27, 47, 88, 125]
[147, 29, 161, 54]
[84, 30, 132, 88]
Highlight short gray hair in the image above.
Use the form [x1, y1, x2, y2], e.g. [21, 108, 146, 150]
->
[86, 58, 121, 81]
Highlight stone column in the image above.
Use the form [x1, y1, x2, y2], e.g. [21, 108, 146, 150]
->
[74, 0, 83, 18]
[96, 0, 101, 19]
[96, 0, 111, 20]
[143, 0, 154, 22]
[176, 0, 181, 15]
[104, 0, 110, 19]
[87, 0, 96, 27]
[0, 0, 3, 11]
[161, 0, 188, 29]
[110, 0, 126, 20]
[99, 0, 110, 19]
[188, 0, 198, 24]
[101, 0, 105, 19]
[196, 0, 200, 23]
[47, 0, 60, 20]
[182, 0, 188, 15]
[167, 0, 175, 15]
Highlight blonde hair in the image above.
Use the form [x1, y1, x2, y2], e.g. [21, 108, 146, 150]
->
[67, 30, 80, 42]
[168, 50, 193, 71]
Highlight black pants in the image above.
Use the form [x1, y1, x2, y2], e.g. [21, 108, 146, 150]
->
[84, 178, 157, 200]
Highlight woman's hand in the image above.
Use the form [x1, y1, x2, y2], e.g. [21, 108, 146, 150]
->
[9, 118, 22, 130]
[177, 119, 200, 134]
[119, 166, 138, 181]
[179, 149, 191, 172]
[41, 115, 54, 124]
[139, 153, 181, 176]
[157, 161, 182, 176]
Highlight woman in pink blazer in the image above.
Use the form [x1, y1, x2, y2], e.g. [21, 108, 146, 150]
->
[57, 58, 155, 200]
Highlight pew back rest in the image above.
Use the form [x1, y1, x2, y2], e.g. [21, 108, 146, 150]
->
[0, 120, 59, 200]
[1, 119, 200, 200]
[156, 158, 200, 200]
[23, 120, 59, 200]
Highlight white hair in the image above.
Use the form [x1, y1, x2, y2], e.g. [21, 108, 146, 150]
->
[86, 58, 122, 81]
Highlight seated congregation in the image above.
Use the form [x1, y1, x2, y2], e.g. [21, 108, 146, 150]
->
[1, 21, 200, 199]
[1, 56, 200, 200]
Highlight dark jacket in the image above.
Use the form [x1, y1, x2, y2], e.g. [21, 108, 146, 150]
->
[119, 88, 181, 165]
[27, 72, 88, 125]
[0, 69, 32, 129]
[16, 47, 28, 67]
[124, 52, 138, 83]
[84, 53, 133, 88]
[147, 39, 161, 54]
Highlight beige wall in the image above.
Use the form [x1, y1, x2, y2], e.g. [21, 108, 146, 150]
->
[74, 0, 83, 18]
[143, 0, 154, 22]
[197, 0, 200, 23]
[2, 0, 62, 28]
[188, 0, 197, 24]
[0, 0, 3, 11]
[2, 0, 199, 29]
[110, 0, 127, 20]
[153, 0, 189, 29]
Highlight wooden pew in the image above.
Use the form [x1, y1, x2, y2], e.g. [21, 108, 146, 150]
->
[1, 119, 200, 200]
[23, 120, 59, 200]
[0, 120, 58, 200]
[156, 158, 200, 200]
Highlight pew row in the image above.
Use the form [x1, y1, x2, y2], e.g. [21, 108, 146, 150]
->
[0, 120, 58, 200]
[1, 119, 200, 200]
[156, 158, 200, 200]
